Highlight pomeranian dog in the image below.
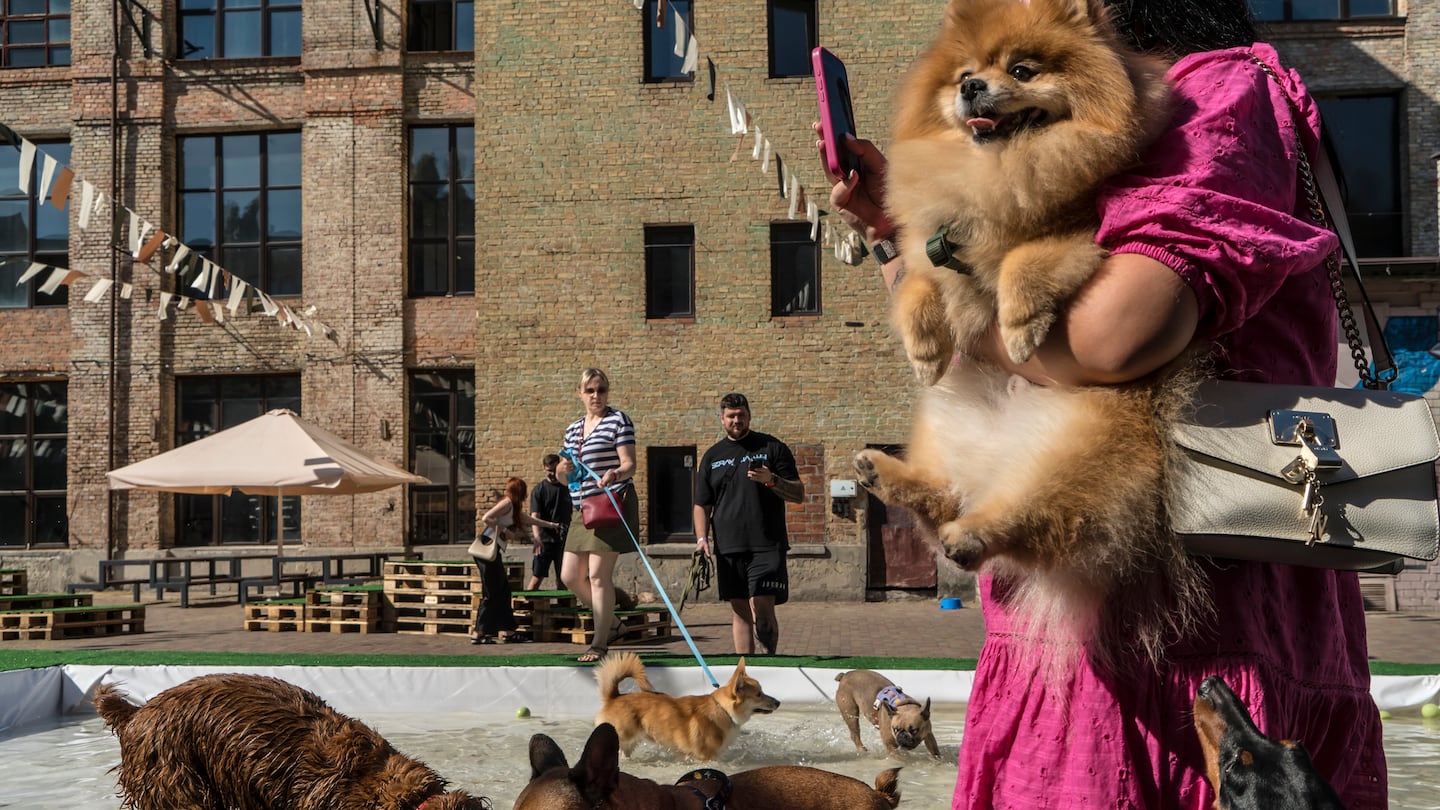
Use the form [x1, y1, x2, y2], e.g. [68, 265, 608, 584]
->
[858, 0, 1205, 669]
[593, 652, 780, 761]
[93, 674, 488, 810]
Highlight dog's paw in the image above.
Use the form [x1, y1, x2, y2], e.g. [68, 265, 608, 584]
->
[1000, 311, 1056, 365]
[854, 450, 883, 489]
[900, 329, 954, 386]
[938, 521, 989, 570]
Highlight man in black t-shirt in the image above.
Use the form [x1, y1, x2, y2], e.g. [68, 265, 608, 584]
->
[526, 453, 572, 590]
[693, 393, 804, 654]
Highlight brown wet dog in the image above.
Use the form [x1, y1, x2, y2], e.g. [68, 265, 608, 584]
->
[1193, 676, 1347, 810]
[594, 652, 780, 761]
[833, 670, 940, 758]
[513, 722, 902, 810]
[93, 673, 488, 810]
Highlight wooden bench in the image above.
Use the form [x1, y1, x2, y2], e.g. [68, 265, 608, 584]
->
[67, 559, 162, 602]
[239, 552, 409, 606]
[152, 554, 276, 608]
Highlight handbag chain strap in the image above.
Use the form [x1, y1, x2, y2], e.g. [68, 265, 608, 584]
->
[1253, 58, 1397, 391]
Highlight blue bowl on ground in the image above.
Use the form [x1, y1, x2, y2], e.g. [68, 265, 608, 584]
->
[939, 597, 963, 610]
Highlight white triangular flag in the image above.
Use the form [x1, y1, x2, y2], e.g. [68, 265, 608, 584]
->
[725, 85, 739, 133]
[787, 175, 800, 219]
[37, 155, 58, 202]
[158, 291, 172, 320]
[166, 244, 192, 274]
[119, 283, 133, 300]
[752, 129, 763, 159]
[761, 140, 772, 173]
[83, 278, 114, 303]
[18, 141, 36, 195]
[37, 266, 70, 295]
[128, 211, 142, 256]
[672, 6, 687, 58]
[259, 292, 279, 317]
[190, 260, 212, 291]
[807, 200, 819, 241]
[18, 262, 47, 284]
[78, 181, 96, 229]
[226, 277, 248, 314]
[682, 35, 698, 74]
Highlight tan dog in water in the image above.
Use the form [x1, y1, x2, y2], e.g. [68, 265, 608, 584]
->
[594, 652, 780, 760]
[513, 723, 902, 810]
[834, 670, 941, 758]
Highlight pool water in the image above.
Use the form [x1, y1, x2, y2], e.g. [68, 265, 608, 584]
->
[2, 705, 1437, 808]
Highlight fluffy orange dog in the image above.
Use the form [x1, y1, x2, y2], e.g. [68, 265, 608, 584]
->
[593, 652, 780, 760]
[857, 0, 1205, 668]
[514, 723, 902, 810]
[93, 673, 487, 810]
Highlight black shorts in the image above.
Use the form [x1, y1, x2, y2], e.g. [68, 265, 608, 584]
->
[532, 543, 563, 580]
[715, 548, 789, 605]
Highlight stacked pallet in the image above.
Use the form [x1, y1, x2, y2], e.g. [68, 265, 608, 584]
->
[243, 598, 307, 632]
[0, 592, 91, 611]
[0, 568, 27, 596]
[510, 589, 580, 638]
[537, 605, 674, 645]
[0, 604, 145, 641]
[383, 559, 480, 636]
[306, 584, 385, 633]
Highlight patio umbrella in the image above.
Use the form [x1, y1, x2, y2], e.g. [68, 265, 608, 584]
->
[107, 409, 429, 549]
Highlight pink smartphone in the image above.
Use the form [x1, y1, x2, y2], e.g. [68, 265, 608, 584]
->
[813, 46, 859, 178]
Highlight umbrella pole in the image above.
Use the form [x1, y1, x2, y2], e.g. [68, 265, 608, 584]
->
[277, 489, 285, 558]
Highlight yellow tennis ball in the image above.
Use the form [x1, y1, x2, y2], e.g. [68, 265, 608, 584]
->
[1378, 710, 1392, 721]
[516, 706, 532, 719]
[1422, 703, 1440, 719]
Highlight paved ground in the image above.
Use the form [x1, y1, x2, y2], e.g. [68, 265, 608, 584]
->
[7, 588, 1439, 664]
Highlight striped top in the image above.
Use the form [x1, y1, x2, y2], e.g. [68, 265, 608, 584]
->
[563, 407, 635, 507]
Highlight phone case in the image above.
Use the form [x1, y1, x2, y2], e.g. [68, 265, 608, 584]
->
[813, 47, 858, 179]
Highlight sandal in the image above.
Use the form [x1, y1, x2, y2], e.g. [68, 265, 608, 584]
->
[471, 635, 497, 645]
[607, 620, 630, 646]
[577, 646, 607, 663]
[502, 631, 531, 644]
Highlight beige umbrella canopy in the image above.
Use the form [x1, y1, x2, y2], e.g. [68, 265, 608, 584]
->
[107, 409, 428, 548]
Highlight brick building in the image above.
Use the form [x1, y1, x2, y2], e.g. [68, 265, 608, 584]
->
[1, 0, 1438, 607]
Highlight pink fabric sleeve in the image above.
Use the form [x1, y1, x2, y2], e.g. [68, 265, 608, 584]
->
[1095, 45, 1339, 342]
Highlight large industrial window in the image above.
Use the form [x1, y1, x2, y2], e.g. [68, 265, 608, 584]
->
[645, 224, 695, 319]
[409, 126, 475, 297]
[175, 375, 301, 547]
[642, 0, 693, 82]
[179, 0, 301, 59]
[768, 0, 815, 78]
[0, 141, 69, 308]
[409, 371, 476, 545]
[179, 131, 302, 297]
[771, 221, 819, 316]
[408, 0, 473, 51]
[1, 0, 71, 67]
[1318, 93, 1403, 258]
[0, 381, 67, 547]
[1248, 0, 1392, 21]
[648, 445, 696, 543]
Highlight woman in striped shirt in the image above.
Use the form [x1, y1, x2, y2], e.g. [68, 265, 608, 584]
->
[557, 367, 639, 663]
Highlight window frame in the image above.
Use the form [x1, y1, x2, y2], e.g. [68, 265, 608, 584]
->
[641, 0, 694, 83]
[766, 0, 816, 79]
[644, 223, 696, 320]
[407, 0, 474, 52]
[177, 0, 302, 60]
[1249, 0, 1395, 21]
[1, 140, 70, 308]
[0, 0, 72, 68]
[408, 125, 475, 298]
[408, 370, 476, 546]
[174, 375, 302, 548]
[0, 380, 68, 549]
[770, 220, 820, 317]
[178, 131, 303, 297]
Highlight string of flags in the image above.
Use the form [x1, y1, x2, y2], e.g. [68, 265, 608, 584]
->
[0, 122, 335, 338]
[631, 0, 867, 265]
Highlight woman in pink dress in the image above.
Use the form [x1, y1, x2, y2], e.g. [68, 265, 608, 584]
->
[818, 1, 1387, 807]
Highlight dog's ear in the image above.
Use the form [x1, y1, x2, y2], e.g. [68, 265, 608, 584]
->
[528, 733, 568, 778]
[922, 697, 932, 720]
[572, 723, 621, 806]
[735, 657, 747, 676]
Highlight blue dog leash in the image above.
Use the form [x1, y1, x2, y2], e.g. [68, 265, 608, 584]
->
[560, 448, 720, 688]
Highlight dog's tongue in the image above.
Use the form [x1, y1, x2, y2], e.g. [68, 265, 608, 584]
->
[967, 117, 997, 134]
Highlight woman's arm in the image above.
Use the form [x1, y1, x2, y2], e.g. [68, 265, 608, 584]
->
[480, 499, 512, 528]
[600, 443, 637, 487]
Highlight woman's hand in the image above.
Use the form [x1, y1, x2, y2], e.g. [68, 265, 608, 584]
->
[813, 123, 894, 244]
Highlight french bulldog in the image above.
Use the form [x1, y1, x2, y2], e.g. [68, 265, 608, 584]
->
[834, 669, 941, 758]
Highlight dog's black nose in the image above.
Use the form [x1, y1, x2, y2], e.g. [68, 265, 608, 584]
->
[961, 77, 987, 100]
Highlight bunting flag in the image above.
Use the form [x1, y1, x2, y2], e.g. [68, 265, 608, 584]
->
[1, 126, 337, 335]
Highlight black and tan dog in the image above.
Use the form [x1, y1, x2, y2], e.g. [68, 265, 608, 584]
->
[833, 670, 940, 758]
[93, 674, 488, 810]
[1192, 676, 1347, 810]
[515, 723, 902, 810]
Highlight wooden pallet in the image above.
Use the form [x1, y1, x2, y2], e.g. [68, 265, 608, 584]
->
[243, 599, 307, 632]
[306, 617, 381, 633]
[538, 606, 673, 645]
[387, 589, 479, 608]
[0, 592, 93, 611]
[394, 615, 472, 635]
[308, 604, 379, 622]
[511, 590, 579, 636]
[307, 584, 384, 607]
[0, 569, 26, 596]
[0, 605, 145, 641]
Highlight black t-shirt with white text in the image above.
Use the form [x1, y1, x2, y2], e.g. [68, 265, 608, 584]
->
[694, 431, 798, 554]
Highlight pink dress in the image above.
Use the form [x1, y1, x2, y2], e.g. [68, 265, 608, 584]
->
[951, 44, 1388, 809]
